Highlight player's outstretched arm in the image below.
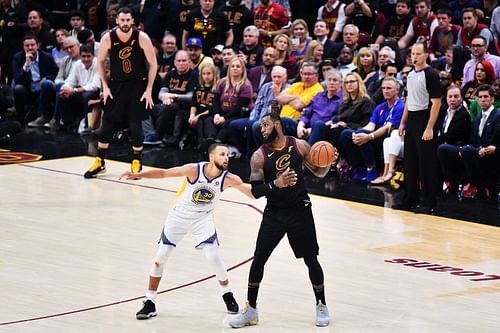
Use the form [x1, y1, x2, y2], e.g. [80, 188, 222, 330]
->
[297, 139, 332, 178]
[224, 173, 254, 199]
[119, 163, 198, 180]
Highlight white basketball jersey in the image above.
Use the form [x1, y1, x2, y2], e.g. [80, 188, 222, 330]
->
[174, 162, 228, 213]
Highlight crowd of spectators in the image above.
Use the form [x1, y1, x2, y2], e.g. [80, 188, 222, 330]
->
[0, 0, 499, 206]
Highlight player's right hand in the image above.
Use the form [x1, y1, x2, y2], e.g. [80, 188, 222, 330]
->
[102, 86, 113, 105]
[275, 167, 297, 188]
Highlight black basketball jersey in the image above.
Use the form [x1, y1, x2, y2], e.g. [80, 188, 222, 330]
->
[109, 28, 148, 81]
[260, 136, 309, 208]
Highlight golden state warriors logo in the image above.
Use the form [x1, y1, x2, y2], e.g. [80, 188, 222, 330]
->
[192, 186, 216, 204]
[119, 46, 133, 73]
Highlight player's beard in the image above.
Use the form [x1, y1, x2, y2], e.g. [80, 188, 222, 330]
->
[264, 127, 278, 144]
[119, 25, 131, 33]
[214, 160, 228, 171]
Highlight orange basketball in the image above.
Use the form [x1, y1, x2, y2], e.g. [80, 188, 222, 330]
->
[310, 141, 337, 167]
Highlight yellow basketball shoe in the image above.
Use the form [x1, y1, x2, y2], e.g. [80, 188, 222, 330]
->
[83, 157, 106, 179]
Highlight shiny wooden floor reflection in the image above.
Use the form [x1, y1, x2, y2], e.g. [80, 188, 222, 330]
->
[1, 157, 499, 333]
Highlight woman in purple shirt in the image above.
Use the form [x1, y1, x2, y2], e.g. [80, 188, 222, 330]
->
[213, 56, 253, 157]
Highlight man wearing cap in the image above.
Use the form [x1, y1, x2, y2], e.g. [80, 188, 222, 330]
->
[210, 44, 225, 73]
[183, 0, 233, 56]
[186, 37, 214, 74]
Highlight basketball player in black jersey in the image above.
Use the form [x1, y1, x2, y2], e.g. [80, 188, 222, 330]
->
[84, 7, 157, 179]
[229, 112, 334, 328]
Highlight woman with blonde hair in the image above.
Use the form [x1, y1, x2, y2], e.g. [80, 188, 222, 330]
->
[324, 72, 374, 162]
[213, 57, 253, 158]
[354, 47, 377, 85]
[302, 40, 324, 66]
[273, 33, 297, 78]
[290, 19, 312, 63]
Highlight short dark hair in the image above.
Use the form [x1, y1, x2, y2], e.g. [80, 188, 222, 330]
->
[80, 43, 94, 55]
[436, 9, 452, 17]
[396, 0, 411, 5]
[208, 143, 228, 155]
[382, 61, 399, 72]
[117, 7, 133, 16]
[462, 7, 477, 17]
[77, 28, 94, 44]
[471, 35, 488, 45]
[476, 84, 494, 97]
[69, 10, 85, 20]
[23, 33, 38, 43]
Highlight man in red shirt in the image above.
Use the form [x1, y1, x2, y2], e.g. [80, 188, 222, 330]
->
[253, 0, 291, 47]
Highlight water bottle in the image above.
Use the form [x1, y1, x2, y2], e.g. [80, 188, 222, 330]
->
[457, 184, 463, 201]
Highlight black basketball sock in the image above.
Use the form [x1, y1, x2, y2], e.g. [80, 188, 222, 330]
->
[313, 284, 326, 305]
[97, 148, 106, 162]
[247, 283, 259, 308]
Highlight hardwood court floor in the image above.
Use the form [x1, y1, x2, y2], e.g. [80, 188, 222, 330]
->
[1, 157, 499, 333]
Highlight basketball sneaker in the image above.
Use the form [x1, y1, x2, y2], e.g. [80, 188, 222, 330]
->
[136, 299, 157, 320]
[228, 302, 258, 328]
[315, 301, 330, 327]
[83, 157, 106, 179]
[222, 292, 239, 314]
[131, 159, 142, 174]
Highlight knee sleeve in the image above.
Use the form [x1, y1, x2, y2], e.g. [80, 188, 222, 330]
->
[98, 119, 114, 144]
[304, 256, 324, 285]
[203, 244, 228, 282]
[150, 244, 174, 277]
[129, 120, 144, 147]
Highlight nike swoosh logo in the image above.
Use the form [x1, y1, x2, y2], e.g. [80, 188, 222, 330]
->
[267, 152, 274, 157]
[113, 42, 120, 45]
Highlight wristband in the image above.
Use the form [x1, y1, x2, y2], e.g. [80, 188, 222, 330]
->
[370, 133, 375, 140]
[268, 32, 272, 38]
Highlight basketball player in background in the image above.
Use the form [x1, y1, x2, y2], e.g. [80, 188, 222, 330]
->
[229, 112, 335, 328]
[120, 143, 259, 320]
[84, 7, 157, 179]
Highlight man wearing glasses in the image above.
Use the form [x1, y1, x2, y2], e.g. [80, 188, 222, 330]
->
[462, 36, 500, 85]
[276, 61, 324, 135]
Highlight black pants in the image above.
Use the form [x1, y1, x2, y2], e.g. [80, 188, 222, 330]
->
[403, 110, 438, 207]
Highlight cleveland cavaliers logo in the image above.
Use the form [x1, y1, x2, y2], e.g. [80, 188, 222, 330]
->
[119, 46, 133, 73]
[192, 186, 216, 204]
[275, 154, 291, 173]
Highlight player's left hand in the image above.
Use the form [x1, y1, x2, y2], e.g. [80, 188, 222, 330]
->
[141, 89, 154, 109]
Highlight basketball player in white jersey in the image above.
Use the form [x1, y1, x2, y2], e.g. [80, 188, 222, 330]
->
[120, 143, 254, 320]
